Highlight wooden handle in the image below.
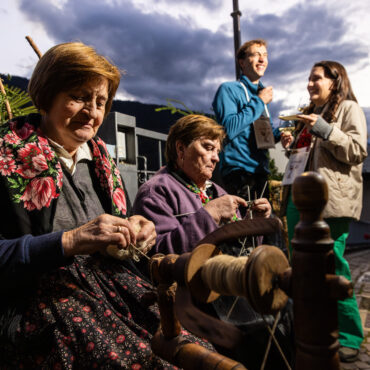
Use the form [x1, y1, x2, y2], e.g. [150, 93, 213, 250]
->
[25, 36, 43, 58]
[0, 78, 13, 120]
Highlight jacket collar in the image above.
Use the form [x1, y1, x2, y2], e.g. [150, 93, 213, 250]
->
[240, 74, 264, 94]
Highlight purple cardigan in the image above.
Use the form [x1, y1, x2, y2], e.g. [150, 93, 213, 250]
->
[132, 167, 228, 255]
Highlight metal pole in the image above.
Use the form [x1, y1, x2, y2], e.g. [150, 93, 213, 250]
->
[231, 0, 242, 80]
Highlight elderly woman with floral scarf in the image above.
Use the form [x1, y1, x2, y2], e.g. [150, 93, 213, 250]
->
[0, 42, 209, 369]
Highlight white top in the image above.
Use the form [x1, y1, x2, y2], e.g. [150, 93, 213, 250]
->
[47, 139, 93, 175]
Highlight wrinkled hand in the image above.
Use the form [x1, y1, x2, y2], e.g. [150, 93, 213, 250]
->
[280, 132, 294, 149]
[258, 86, 273, 104]
[127, 215, 157, 255]
[251, 198, 272, 218]
[298, 113, 318, 130]
[62, 214, 137, 257]
[204, 195, 248, 224]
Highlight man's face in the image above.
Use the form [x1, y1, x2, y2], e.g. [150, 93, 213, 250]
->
[239, 44, 268, 83]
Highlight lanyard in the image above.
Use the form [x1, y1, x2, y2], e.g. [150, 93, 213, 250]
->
[240, 81, 270, 118]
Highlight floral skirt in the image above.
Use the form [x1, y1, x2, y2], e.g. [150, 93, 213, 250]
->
[1, 255, 211, 369]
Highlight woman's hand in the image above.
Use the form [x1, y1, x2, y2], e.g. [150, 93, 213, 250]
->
[204, 195, 248, 224]
[62, 214, 138, 257]
[251, 198, 271, 218]
[298, 113, 318, 130]
[128, 215, 157, 254]
[280, 132, 294, 149]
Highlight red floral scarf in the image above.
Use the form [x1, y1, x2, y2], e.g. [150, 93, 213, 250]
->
[0, 115, 126, 216]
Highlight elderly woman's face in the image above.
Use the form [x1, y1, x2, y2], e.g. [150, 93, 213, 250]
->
[42, 77, 109, 154]
[178, 137, 220, 188]
[307, 66, 333, 107]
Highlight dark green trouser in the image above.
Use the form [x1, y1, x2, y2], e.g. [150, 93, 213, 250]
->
[286, 194, 364, 349]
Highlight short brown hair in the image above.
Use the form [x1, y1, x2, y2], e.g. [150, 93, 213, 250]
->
[165, 114, 225, 168]
[237, 39, 267, 61]
[28, 42, 121, 116]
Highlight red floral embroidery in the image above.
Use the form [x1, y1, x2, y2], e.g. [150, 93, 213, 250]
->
[102, 155, 112, 177]
[109, 352, 118, 360]
[0, 157, 16, 176]
[15, 122, 35, 140]
[20, 177, 57, 211]
[39, 139, 55, 161]
[4, 132, 21, 145]
[56, 163, 63, 188]
[1, 117, 126, 216]
[62, 336, 72, 345]
[92, 137, 126, 216]
[113, 188, 127, 214]
[16, 143, 49, 179]
[86, 342, 95, 352]
[0, 119, 62, 210]
[0, 146, 13, 162]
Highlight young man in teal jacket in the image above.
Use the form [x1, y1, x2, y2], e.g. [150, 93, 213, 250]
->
[212, 39, 280, 210]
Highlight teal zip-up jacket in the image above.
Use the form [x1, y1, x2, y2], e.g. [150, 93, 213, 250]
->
[212, 74, 280, 177]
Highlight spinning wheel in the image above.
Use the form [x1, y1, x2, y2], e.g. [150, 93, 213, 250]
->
[150, 172, 353, 370]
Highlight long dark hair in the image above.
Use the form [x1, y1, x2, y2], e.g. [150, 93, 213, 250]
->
[303, 60, 357, 122]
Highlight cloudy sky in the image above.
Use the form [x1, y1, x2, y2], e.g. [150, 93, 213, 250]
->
[1, 0, 370, 128]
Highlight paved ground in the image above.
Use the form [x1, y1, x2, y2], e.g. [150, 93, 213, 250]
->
[340, 247, 370, 370]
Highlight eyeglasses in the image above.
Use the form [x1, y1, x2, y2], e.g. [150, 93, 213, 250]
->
[247, 52, 268, 58]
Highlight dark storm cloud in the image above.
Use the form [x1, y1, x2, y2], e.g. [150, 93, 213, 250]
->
[242, 3, 368, 86]
[18, 0, 369, 114]
[19, 0, 231, 111]
[161, 0, 223, 7]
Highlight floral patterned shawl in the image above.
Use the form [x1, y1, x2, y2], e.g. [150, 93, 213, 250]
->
[0, 113, 127, 239]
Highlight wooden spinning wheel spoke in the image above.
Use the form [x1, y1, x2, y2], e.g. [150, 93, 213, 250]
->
[261, 311, 292, 370]
[226, 233, 257, 319]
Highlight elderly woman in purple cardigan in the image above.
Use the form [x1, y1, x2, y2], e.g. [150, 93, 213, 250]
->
[133, 114, 271, 256]
[133, 115, 296, 369]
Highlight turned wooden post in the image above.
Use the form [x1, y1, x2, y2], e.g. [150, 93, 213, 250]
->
[291, 172, 351, 369]
[150, 254, 182, 338]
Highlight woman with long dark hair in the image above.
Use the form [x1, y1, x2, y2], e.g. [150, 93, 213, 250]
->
[280, 60, 367, 362]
